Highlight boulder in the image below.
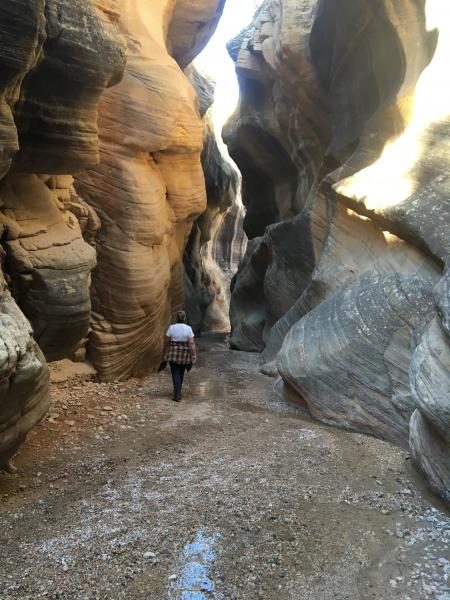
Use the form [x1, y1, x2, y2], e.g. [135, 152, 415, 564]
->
[0, 278, 50, 468]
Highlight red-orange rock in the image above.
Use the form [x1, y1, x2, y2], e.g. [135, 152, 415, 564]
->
[76, 0, 225, 380]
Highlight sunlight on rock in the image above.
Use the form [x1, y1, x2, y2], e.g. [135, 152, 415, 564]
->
[382, 230, 402, 245]
[335, 0, 450, 211]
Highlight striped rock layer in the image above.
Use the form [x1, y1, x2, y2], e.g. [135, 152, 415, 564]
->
[75, 0, 226, 381]
[226, 0, 450, 503]
[0, 0, 125, 466]
[0, 0, 224, 466]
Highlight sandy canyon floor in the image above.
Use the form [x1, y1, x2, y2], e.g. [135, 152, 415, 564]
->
[0, 335, 449, 600]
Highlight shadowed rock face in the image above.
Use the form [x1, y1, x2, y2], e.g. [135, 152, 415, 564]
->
[226, 0, 450, 503]
[183, 68, 241, 333]
[13, 0, 125, 173]
[0, 174, 97, 361]
[74, 0, 226, 380]
[0, 0, 125, 466]
[169, 0, 226, 68]
[0, 278, 50, 467]
[278, 273, 436, 444]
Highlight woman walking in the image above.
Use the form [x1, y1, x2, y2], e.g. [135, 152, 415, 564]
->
[163, 311, 197, 402]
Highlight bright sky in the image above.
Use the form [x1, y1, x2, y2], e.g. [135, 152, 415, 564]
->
[195, 0, 261, 129]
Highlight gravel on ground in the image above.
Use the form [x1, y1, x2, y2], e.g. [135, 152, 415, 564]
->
[0, 335, 449, 599]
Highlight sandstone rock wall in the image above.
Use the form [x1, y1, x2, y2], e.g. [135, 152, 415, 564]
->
[226, 0, 450, 503]
[0, 278, 50, 467]
[0, 0, 226, 467]
[0, 174, 97, 362]
[0, 0, 125, 467]
[183, 68, 241, 333]
[75, 0, 226, 381]
[169, 0, 226, 68]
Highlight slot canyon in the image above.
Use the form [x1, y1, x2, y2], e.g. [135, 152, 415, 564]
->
[0, 1, 449, 598]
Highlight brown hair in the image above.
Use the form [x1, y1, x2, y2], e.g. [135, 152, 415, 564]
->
[176, 310, 187, 324]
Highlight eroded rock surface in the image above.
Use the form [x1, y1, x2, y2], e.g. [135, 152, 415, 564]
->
[0, 0, 227, 464]
[0, 0, 125, 466]
[278, 273, 436, 444]
[183, 69, 241, 333]
[0, 174, 96, 361]
[226, 0, 450, 502]
[169, 0, 226, 68]
[75, 1, 226, 380]
[0, 278, 50, 467]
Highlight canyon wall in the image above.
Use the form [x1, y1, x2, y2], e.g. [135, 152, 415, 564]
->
[0, 0, 125, 468]
[0, 0, 224, 466]
[183, 67, 242, 333]
[75, 0, 226, 381]
[226, 0, 450, 503]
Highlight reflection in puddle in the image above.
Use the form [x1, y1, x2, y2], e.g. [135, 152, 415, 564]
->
[168, 532, 221, 599]
[197, 382, 208, 398]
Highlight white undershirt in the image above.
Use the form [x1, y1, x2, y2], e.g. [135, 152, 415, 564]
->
[166, 323, 195, 342]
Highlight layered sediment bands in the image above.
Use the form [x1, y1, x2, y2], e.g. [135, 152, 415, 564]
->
[230, 237, 269, 352]
[0, 280, 50, 466]
[278, 274, 436, 444]
[184, 92, 241, 333]
[75, 0, 225, 380]
[410, 318, 450, 503]
[0, 0, 125, 465]
[261, 189, 440, 372]
[0, 174, 96, 361]
[227, 0, 450, 501]
[0, 0, 40, 179]
[230, 205, 322, 352]
[12, 0, 126, 173]
[169, 0, 226, 68]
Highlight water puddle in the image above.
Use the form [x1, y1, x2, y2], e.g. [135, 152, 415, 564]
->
[197, 382, 208, 398]
[168, 531, 221, 599]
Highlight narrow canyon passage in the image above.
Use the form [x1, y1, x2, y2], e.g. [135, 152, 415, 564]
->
[1, 2, 449, 599]
[1, 336, 448, 599]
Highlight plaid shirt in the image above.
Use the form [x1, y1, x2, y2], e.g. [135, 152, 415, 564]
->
[166, 341, 193, 365]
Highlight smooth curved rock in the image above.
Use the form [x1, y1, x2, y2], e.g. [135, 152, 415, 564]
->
[230, 209, 319, 352]
[0, 0, 124, 464]
[0, 0, 41, 179]
[410, 410, 450, 505]
[184, 93, 240, 333]
[13, 0, 125, 173]
[0, 281, 50, 468]
[0, 174, 96, 361]
[0, 0, 124, 362]
[278, 274, 436, 444]
[227, 0, 450, 500]
[262, 188, 441, 368]
[75, 0, 225, 380]
[409, 316, 450, 503]
[229, 237, 269, 352]
[411, 318, 450, 444]
[169, 0, 226, 68]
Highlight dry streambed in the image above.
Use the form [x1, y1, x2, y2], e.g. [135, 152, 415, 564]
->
[0, 337, 449, 599]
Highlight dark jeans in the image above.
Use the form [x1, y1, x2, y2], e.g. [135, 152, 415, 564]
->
[170, 362, 186, 399]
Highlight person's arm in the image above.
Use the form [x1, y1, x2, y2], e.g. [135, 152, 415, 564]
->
[189, 336, 197, 364]
[162, 333, 171, 360]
